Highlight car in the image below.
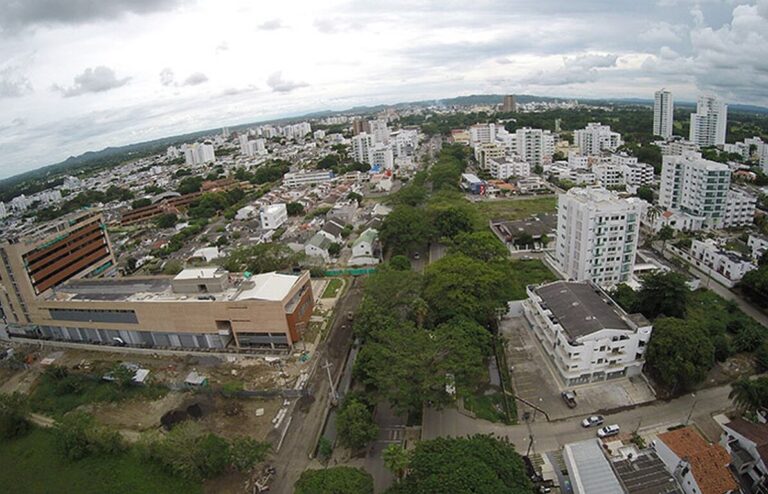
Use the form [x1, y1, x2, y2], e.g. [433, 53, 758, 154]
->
[581, 415, 604, 428]
[597, 424, 621, 438]
[561, 390, 577, 408]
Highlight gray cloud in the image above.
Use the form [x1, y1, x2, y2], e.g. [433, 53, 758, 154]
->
[159, 67, 174, 86]
[0, 66, 33, 97]
[257, 19, 285, 30]
[159, 69, 208, 87]
[563, 53, 619, 70]
[52, 66, 130, 97]
[266, 71, 307, 93]
[0, 0, 188, 32]
[182, 72, 208, 86]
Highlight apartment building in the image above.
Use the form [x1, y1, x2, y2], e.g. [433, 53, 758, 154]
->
[182, 142, 216, 166]
[555, 188, 645, 287]
[622, 162, 655, 186]
[574, 123, 622, 155]
[659, 152, 730, 228]
[689, 95, 728, 147]
[524, 281, 653, 386]
[502, 95, 517, 112]
[351, 133, 374, 164]
[719, 418, 768, 493]
[474, 142, 506, 169]
[282, 170, 334, 188]
[723, 188, 756, 228]
[690, 239, 756, 284]
[749, 234, 768, 261]
[593, 163, 623, 188]
[653, 89, 674, 139]
[259, 203, 288, 230]
[513, 127, 556, 167]
[659, 137, 699, 157]
[487, 158, 530, 180]
[469, 123, 497, 146]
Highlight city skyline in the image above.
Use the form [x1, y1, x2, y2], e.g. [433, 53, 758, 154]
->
[1, 0, 767, 179]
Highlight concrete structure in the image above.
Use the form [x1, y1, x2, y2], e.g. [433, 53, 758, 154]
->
[748, 234, 768, 261]
[502, 94, 517, 113]
[524, 281, 652, 386]
[719, 418, 768, 493]
[474, 142, 506, 170]
[0, 202, 7, 218]
[660, 138, 700, 157]
[368, 144, 394, 171]
[183, 142, 215, 166]
[659, 152, 730, 228]
[460, 173, 486, 195]
[610, 449, 682, 494]
[723, 188, 756, 228]
[517, 176, 548, 193]
[622, 162, 655, 186]
[487, 158, 531, 180]
[574, 123, 622, 155]
[305, 233, 332, 260]
[259, 203, 288, 230]
[654, 89, 674, 139]
[655, 426, 738, 494]
[282, 170, 334, 188]
[351, 133, 374, 164]
[690, 239, 756, 284]
[555, 188, 645, 287]
[469, 123, 497, 146]
[513, 127, 556, 167]
[690, 95, 728, 147]
[563, 439, 624, 494]
[594, 163, 624, 188]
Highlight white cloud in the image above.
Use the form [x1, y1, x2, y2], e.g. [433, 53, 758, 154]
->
[266, 71, 307, 93]
[51, 66, 130, 97]
[182, 72, 208, 86]
[0, 66, 33, 97]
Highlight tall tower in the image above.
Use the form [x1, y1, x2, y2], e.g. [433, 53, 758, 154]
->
[502, 95, 517, 113]
[653, 89, 674, 139]
[689, 95, 727, 147]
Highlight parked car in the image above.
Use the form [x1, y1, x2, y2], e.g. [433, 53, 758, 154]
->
[597, 424, 621, 438]
[561, 390, 577, 408]
[581, 415, 604, 428]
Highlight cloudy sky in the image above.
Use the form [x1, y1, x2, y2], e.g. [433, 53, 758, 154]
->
[1, 0, 767, 179]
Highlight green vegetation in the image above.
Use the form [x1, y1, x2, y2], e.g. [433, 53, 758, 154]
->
[730, 377, 768, 411]
[295, 466, 374, 494]
[153, 213, 178, 229]
[131, 198, 152, 209]
[322, 278, 343, 298]
[385, 435, 532, 494]
[176, 176, 204, 195]
[233, 160, 291, 184]
[0, 428, 201, 494]
[222, 242, 302, 274]
[474, 196, 557, 223]
[0, 392, 30, 440]
[336, 394, 379, 451]
[54, 412, 125, 460]
[462, 391, 508, 423]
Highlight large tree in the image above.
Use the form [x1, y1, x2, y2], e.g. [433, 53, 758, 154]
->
[430, 206, 475, 240]
[295, 467, 374, 494]
[336, 396, 379, 451]
[645, 318, 714, 394]
[386, 435, 532, 494]
[635, 271, 689, 319]
[449, 231, 508, 262]
[730, 377, 768, 411]
[379, 205, 433, 255]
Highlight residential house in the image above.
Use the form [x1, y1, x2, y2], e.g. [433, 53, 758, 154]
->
[305, 233, 332, 261]
[720, 417, 768, 493]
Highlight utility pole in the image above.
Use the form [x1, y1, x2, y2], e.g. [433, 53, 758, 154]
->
[685, 393, 698, 425]
[322, 359, 339, 406]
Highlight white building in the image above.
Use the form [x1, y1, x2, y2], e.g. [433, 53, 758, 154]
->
[524, 280, 653, 386]
[475, 142, 506, 170]
[351, 133, 374, 164]
[487, 158, 530, 180]
[748, 234, 768, 261]
[305, 233, 331, 261]
[9, 194, 32, 212]
[351, 228, 379, 260]
[368, 144, 394, 171]
[723, 188, 756, 228]
[469, 123, 497, 146]
[183, 142, 216, 166]
[259, 203, 288, 230]
[313, 129, 326, 141]
[720, 418, 768, 493]
[574, 123, 622, 155]
[282, 170, 334, 188]
[517, 176, 548, 194]
[593, 163, 624, 188]
[690, 239, 756, 284]
[622, 162, 655, 186]
[659, 152, 730, 228]
[369, 119, 390, 144]
[0, 202, 7, 218]
[235, 205, 258, 221]
[513, 127, 556, 167]
[555, 187, 645, 287]
[563, 439, 624, 494]
[62, 176, 82, 190]
[653, 89, 674, 139]
[689, 95, 728, 147]
[659, 138, 699, 156]
[567, 151, 589, 169]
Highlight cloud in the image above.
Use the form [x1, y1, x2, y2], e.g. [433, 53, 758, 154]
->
[0, 0, 188, 32]
[257, 19, 284, 30]
[563, 53, 619, 69]
[182, 72, 208, 86]
[266, 71, 307, 93]
[159, 67, 174, 86]
[0, 66, 33, 98]
[314, 17, 364, 34]
[215, 41, 229, 52]
[52, 66, 130, 97]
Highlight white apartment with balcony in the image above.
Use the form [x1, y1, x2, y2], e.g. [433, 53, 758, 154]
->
[555, 187, 645, 287]
[690, 95, 727, 147]
[593, 163, 623, 188]
[574, 123, 622, 155]
[653, 89, 674, 139]
[622, 162, 655, 186]
[524, 281, 653, 386]
[259, 203, 288, 230]
[690, 239, 756, 284]
[723, 188, 756, 228]
[659, 151, 730, 228]
[487, 158, 531, 180]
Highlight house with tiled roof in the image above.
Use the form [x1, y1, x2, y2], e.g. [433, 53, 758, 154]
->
[655, 426, 739, 494]
[720, 417, 768, 492]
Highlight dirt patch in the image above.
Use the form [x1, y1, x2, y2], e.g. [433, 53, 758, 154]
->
[87, 391, 188, 431]
[197, 395, 283, 441]
[701, 353, 756, 388]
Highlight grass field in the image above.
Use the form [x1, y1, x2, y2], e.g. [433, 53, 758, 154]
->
[463, 389, 509, 424]
[474, 196, 557, 223]
[507, 259, 558, 300]
[322, 278, 344, 298]
[0, 428, 200, 494]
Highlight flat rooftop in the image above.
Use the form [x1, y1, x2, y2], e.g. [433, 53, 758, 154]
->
[535, 281, 632, 340]
[612, 452, 682, 494]
[564, 439, 623, 494]
[492, 213, 557, 237]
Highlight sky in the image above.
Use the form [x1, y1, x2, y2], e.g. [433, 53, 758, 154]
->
[1, 0, 768, 180]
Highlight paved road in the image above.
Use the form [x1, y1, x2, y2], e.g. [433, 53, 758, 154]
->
[364, 403, 406, 493]
[269, 277, 364, 494]
[423, 382, 734, 454]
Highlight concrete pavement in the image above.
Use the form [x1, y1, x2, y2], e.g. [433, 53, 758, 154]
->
[423, 382, 735, 454]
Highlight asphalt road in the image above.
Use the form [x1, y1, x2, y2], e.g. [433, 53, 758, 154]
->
[422, 381, 735, 454]
[269, 277, 364, 494]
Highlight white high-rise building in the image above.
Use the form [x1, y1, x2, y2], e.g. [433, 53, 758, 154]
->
[659, 152, 730, 228]
[574, 123, 623, 155]
[166, 146, 180, 159]
[555, 187, 645, 287]
[689, 95, 727, 147]
[724, 189, 756, 228]
[239, 135, 251, 156]
[745, 137, 768, 170]
[351, 133, 374, 164]
[653, 89, 674, 139]
[183, 142, 216, 166]
[469, 123, 497, 146]
[369, 119, 390, 144]
[487, 158, 531, 180]
[622, 162, 654, 186]
[0, 202, 7, 218]
[513, 127, 556, 167]
[368, 144, 394, 171]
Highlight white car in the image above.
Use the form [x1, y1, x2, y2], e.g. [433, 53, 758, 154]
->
[597, 424, 620, 438]
[581, 415, 604, 428]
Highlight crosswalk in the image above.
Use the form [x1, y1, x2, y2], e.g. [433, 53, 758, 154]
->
[378, 427, 404, 443]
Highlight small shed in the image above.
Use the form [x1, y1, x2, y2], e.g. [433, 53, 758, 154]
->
[184, 371, 209, 387]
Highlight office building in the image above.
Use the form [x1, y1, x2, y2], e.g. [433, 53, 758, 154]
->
[555, 188, 645, 286]
[653, 89, 674, 139]
[282, 170, 334, 188]
[502, 95, 517, 113]
[659, 152, 730, 228]
[689, 95, 727, 147]
[260, 203, 288, 230]
[574, 123, 623, 155]
[524, 281, 653, 386]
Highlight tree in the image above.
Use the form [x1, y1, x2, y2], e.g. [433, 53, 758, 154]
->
[389, 255, 412, 271]
[392, 183, 427, 207]
[389, 435, 532, 494]
[0, 392, 29, 440]
[347, 192, 363, 204]
[513, 233, 535, 250]
[317, 436, 333, 464]
[295, 467, 374, 494]
[756, 340, 768, 372]
[177, 176, 204, 195]
[729, 377, 768, 411]
[636, 186, 654, 203]
[410, 297, 429, 329]
[154, 213, 178, 229]
[162, 260, 184, 275]
[229, 437, 270, 472]
[610, 284, 638, 312]
[430, 207, 474, 240]
[379, 206, 433, 255]
[140, 422, 230, 480]
[286, 202, 305, 216]
[336, 396, 378, 451]
[645, 318, 714, 394]
[328, 243, 342, 257]
[132, 198, 152, 209]
[740, 266, 768, 308]
[449, 231, 508, 262]
[635, 271, 689, 319]
[539, 233, 550, 249]
[54, 412, 125, 460]
[657, 224, 675, 252]
[383, 444, 410, 481]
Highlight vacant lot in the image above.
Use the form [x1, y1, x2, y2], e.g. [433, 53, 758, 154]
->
[474, 196, 557, 223]
[507, 259, 558, 300]
[322, 278, 344, 298]
[0, 428, 201, 494]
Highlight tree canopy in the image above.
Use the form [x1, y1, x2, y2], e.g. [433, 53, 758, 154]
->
[295, 467, 374, 494]
[635, 271, 689, 319]
[645, 317, 714, 394]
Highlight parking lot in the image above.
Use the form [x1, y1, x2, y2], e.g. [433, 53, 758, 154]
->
[500, 314, 655, 422]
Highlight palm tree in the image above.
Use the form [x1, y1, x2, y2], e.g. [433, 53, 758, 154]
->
[383, 443, 410, 481]
[729, 378, 768, 411]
